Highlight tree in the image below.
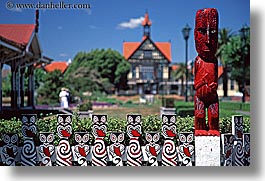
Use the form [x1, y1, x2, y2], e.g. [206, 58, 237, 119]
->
[216, 28, 234, 97]
[64, 49, 130, 94]
[37, 70, 66, 105]
[171, 63, 186, 96]
[221, 27, 250, 95]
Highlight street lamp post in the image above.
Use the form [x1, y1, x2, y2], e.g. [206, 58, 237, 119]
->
[239, 26, 249, 103]
[182, 24, 191, 102]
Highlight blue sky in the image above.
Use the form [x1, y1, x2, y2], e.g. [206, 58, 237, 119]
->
[0, 0, 250, 64]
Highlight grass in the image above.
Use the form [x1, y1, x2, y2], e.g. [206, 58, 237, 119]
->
[93, 95, 250, 119]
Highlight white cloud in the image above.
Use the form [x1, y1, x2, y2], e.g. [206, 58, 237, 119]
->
[88, 25, 97, 29]
[59, 53, 68, 57]
[117, 16, 144, 29]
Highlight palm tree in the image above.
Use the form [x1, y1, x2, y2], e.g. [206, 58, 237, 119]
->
[216, 28, 234, 97]
[172, 63, 186, 96]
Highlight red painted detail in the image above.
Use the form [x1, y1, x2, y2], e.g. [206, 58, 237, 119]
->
[166, 130, 176, 137]
[61, 130, 71, 137]
[183, 147, 191, 157]
[114, 146, 121, 157]
[43, 147, 51, 157]
[97, 129, 106, 137]
[26, 130, 35, 137]
[207, 130, 220, 136]
[78, 146, 87, 157]
[131, 130, 140, 137]
[225, 149, 231, 159]
[6, 147, 14, 158]
[149, 146, 157, 157]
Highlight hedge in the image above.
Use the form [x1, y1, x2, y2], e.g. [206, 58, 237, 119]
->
[0, 114, 250, 146]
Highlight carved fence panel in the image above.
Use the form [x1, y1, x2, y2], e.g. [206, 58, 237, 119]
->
[0, 114, 250, 166]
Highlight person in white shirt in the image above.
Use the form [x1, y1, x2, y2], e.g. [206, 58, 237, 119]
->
[59, 88, 69, 108]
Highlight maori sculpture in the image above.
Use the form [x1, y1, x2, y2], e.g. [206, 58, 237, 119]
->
[221, 133, 234, 166]
[73, 132, 90, 166]
[56, 114, 72, 166]
[194, 8, 220, 136]
[178, 132, 194, 166]
[126, 114, 143, 166]
[91, 115, 107, 166]
[161, 114, 177, 166]
[145, 132, 160, 166]
[232, 115, 244, 166]
[243, 133, 250, 166]
[38, 132, 55, 166]
[109, 132, 125, 166]
[21, 114, 37, 166]
[1, 134, 19, 166]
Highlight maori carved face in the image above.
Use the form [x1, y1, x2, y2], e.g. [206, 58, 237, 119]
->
[92, 115, 107, 138]
[57, 115, 72, 139]
[127, 115, 142, 138]
[178, 132, 194, 158]
[195, 8, 219, 59]
[161, 114, 177, 139]
[75, 132, 89, 145]
[2, 134, 18, 158]
[110, 132, 124, 146]
[232, 116, 243, 139]
[39, 132, 54, 145]
[21, 114, 37, 138]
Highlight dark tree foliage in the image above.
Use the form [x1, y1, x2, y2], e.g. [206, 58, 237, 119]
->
[64, 49, 130, 94]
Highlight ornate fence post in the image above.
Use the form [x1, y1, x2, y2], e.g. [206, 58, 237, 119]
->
[109, 132, 125, 166]
[161, 114, 178, 166]
[232, 115, 244, 166]
[21, 114, 37, 166]
[91, 115, 107, 166]
[1, 133, 19, 166]
[38, 132, 55, 166]
[73, 132, 90, 166]
[56, 114, 73, 166]
[243, 133, 250, 166]
[126, 114, 143, 166]
[221, 133, 234, 166]
[145, 132, 160, 166]
[178, 132, 194, 166]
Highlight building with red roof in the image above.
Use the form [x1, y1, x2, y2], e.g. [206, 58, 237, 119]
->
[123, 12, 171, 94]
[44, 61, 69, 74]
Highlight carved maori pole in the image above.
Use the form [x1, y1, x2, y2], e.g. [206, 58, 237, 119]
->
[1, 134, 19, 166]
[178, 132, 194, 166]
[38, 132, 55, 166]
[109, 132, 125, 166]
[194, 8, 219, 136]
[193, 8, 220, 166]
[73, 132, 90, 166]
[56, 114, 73, 166]
[21, 114, 37, 166]
[145, 132, 160, 166]
[161, 114, 177, 166]
[91, 115, 107, 166]
[126, 114, 143, 166]
[232, 115, 244, 166]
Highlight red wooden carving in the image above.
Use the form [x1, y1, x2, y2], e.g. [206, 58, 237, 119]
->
[194, 8, 220, 136]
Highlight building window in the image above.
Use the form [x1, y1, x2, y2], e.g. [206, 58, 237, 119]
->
[132, 66, 136, 78]
[140, 66, 154, 80]
[144, 50, 152, 59]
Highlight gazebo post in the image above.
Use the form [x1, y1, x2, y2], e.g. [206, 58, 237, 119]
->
[20, 67, 25, 108]
[27, 65, 35, 108]
[0, 62, 2, 113]
[11, 60, 17, 109]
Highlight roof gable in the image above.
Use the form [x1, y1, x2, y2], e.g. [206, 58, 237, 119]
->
[0, 24, 35, 48]
[44, 62, 69, 73]
[123, 37, 171, 62]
